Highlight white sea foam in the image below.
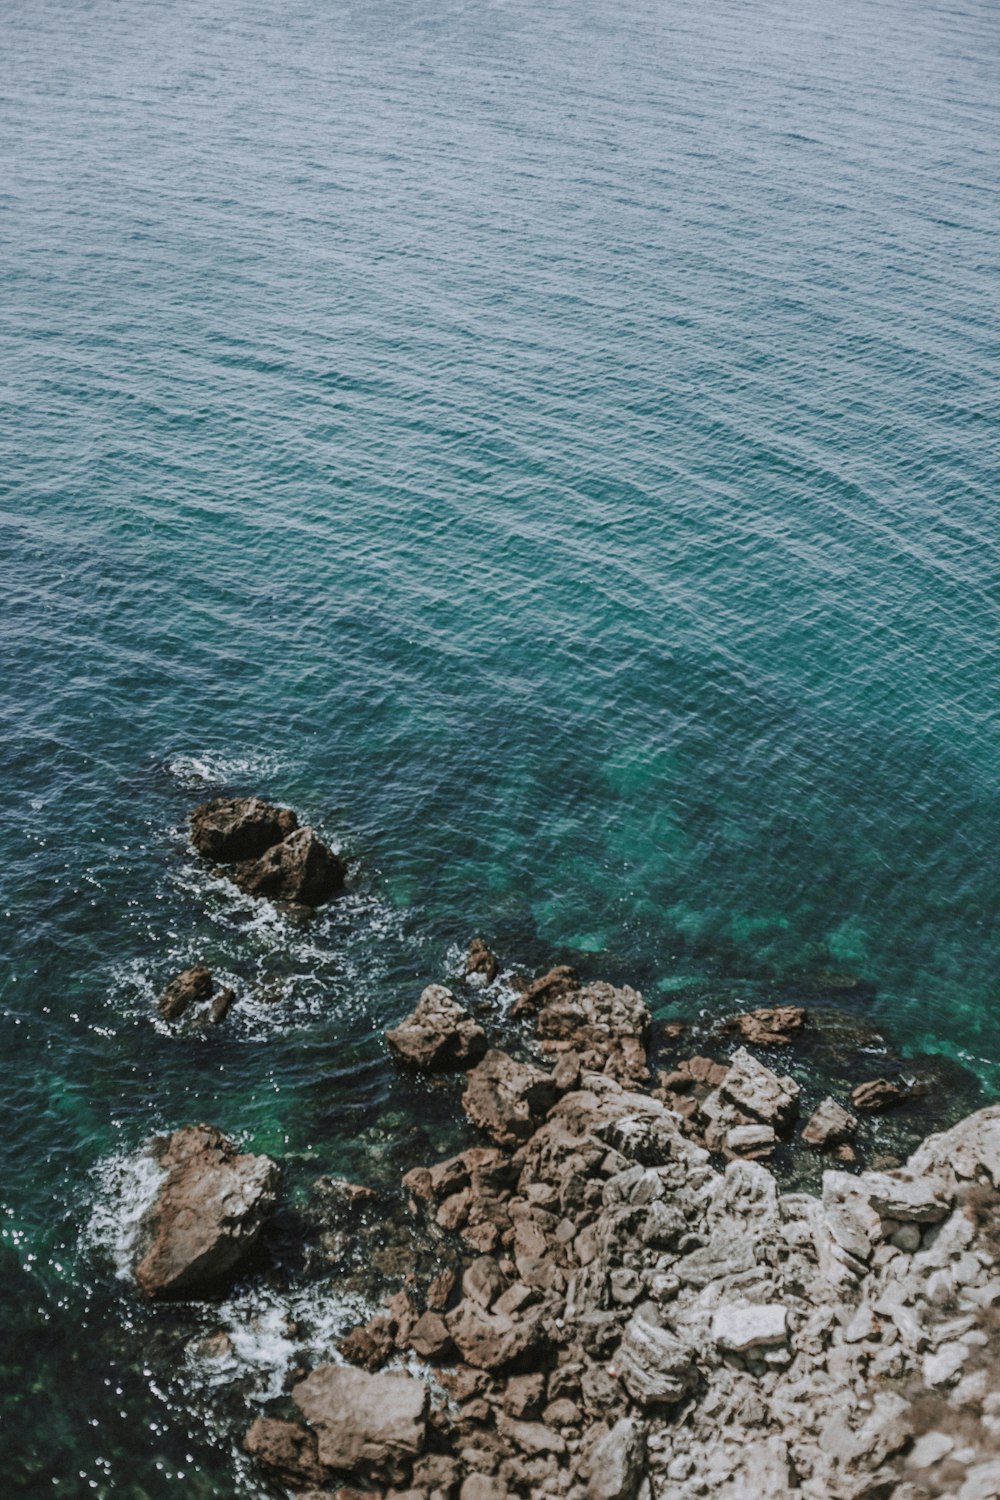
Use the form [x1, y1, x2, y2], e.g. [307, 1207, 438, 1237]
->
[86, 1146, 167, 1279]
[165, 750, 293, 790]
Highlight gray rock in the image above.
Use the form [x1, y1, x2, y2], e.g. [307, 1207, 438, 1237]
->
[720, 1048, 800, 1131]
[711, 1303, 788, 1352]
[587, 1417, 647, 1500]
[614, 1314, 697, 1406]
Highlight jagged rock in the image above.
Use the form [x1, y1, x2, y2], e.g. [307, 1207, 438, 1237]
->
[292, 1365, 427, 1478]
[386, 986, 487, 1073]
[339, 1316, 396, 1371]
[613, 1314, 697, 1406]
[586, 1417, 647, 1500]
[851, 1078, 907, 1113]
[462, 1254, 507, 1309]
[720, 1047, 800, 1131]
[802, 1096, 857, 1148]
[446, 1299, 547, 1371]
[725, 1123, 777, 1157]
[465, 938, 499, 984]
[206, 985, 235, 1025]
[408, 1311, 454, 1362]
[727, 1006, 805, 1047]
[243, 1417, 328, 1488]
[232, 826, 345, 906]
[536, 980, 652, 1086]
[511, 965, 580, 1016]
[134, 1124, 279, 1298]
[462, 1050, 558, 1148]
[711, 1303, 788, 1352]
[189, 795, 298, 864]
[158, 966, 214, 1021]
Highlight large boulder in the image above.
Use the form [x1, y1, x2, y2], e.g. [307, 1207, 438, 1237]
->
[292, 1365, 427, 1480]
[134, 1124, 279, 1298]
[386, 985, 487, 1072]
[232, 826, 345, 906]
[720, 1047, 800, 1132]
[462, 1050, 559, 1148]
[189, 796, 298, 863]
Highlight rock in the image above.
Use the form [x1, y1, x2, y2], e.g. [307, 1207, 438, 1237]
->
[711, 1303, 788, 1352]
[134, 1124, 279, 1298]
[535, 980, 651, 1086]
[802, 1097, 857, 1148]
[861, 1170, 950, 1224]
[243, 1417, 328, 1488]
[586, 1417, 646, 1500]
[460, 1477, 508, 1500]
[462, 1254, 507, 1310]
[922, 1341, 968, 1386]
[496, 1415, 567, 1456]
[292, 1365, 427, 1477]
[408, 1311, 455, 1362]
[339, 1316, 396, 1372]
[207, 985, 235, 1025]
[158, 966, 214, 1021]
[504, 1373, 546, 1418]
[232, 826, 345, 906]
[725, 1123, 776, 1157]
[189, 795, 299, 864]
[511, 965, 580, 1016]
[613, 1314, 697, 1406]
[386, 986, 487, 1073]
[446, 1299, 547, 1372]
[466, 938, 499, 984]
[958, 1461, 1000, 1500]
[909, 1430, 954, 1468]
[462, 1050, 558, 1148]
[851, 1078, 907, 1113]
[727, 1006, 805, 1047]
[720, 1047, 800, 1131]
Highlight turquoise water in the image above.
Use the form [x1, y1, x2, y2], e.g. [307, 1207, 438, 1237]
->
[2, 0, 999, 1490]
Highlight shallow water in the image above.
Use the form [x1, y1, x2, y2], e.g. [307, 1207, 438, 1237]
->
[2, 0, 999, 1490]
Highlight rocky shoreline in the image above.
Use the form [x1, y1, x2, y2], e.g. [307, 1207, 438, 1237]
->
[112, 798, 1000, 1499]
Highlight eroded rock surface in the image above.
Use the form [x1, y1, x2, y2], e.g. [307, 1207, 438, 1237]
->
[189, 794, 345, 906]
[189, 795, 298, 863]
[134, 1124, 279, 1298]
[386, 985, 488, 1072]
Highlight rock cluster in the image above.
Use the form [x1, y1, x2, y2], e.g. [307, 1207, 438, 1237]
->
[237, 966, 1000, 1500]
[189, 795, 345, 906]
[157, 965, 234, 1025]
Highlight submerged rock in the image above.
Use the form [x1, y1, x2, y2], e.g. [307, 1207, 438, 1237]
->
[134, 1123, 279, 1298]
[852, 1077, 908, 1113]
[727, 1005, 806, 1047]
[189, 795, 298, 864]
[386, 984, 488, 1072]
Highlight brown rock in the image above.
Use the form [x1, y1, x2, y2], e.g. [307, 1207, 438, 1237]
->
[462, 1050, 558, 1149]
[339, 1315, 396, 1372]
[535, 980, 651, 1086]
[134, 1124, 279, 1298]
[244, 1417, 327, 1488]
[802, 1096, 858, 1148]
[511, 965, 580, 1017]
[460, 1477, 508, 1500]
[851, 1078, 908, 1113]
[386, 985, 488, 1073]
[426, 1266, 457, 1312]
[685, 1056, 730, 1088]
[466, 937, 499, 984]
[409, 1311, 455, 1362]
[496, 1415, 567, 1456]
[190, 795, 299, 864]
[232, 826, 345, 907]
[462, 1255, 508, 1310]
[728, 1005, 806, 1047]
[293, 1365, 428, 1478]
[503, 1372, 546, 1418]
[446, 1299, 547, 1372]
[158, 966, 213, 1021]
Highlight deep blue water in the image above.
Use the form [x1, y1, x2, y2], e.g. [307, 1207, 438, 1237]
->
[2, 0, 999, 1491]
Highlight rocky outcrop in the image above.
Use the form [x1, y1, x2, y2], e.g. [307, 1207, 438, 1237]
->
[157, 966, 213, 1021]
[386, 985, 488, 1072]
[232, 826, 345, 906]
[535, 979, 651, 1087]
[462, 1049, 559, 1148]
[134, 1124, 279, 1298]
[189, 795, 345, 906]
[189, 796, 298, 863]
